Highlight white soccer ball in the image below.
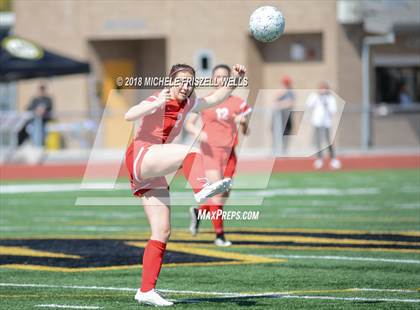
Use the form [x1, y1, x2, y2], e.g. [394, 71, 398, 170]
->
[249, 6, 285, 43]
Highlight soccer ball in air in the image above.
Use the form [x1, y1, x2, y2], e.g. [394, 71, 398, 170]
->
[249, 6, 285, 43]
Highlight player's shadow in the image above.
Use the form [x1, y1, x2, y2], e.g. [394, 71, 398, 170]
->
[174, 294, 282, 306]
[175, 295, 388, 307]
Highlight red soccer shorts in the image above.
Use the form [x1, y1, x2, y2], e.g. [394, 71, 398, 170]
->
[125, 141, 168, 197]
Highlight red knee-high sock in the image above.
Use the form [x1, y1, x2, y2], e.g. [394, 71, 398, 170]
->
[209, 205, 224, 235]
[182, 152, 208, 193]
[198, 204, 210, 212]
[198, 198, 216, 212]
[141, 239, 166, 292]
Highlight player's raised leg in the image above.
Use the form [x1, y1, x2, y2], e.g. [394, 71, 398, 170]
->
[140, 143, 231, 202]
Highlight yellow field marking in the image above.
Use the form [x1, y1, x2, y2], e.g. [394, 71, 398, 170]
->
[1, 227, 418, 270]
[0, 259, 279, 272]
[0, 264, 140, 272]
[0, 295, 47, 298]
[224, 244, 420, 253]
[2, 227, 419, 240]
[168, 233, 420, 246]
[0, 246, 80, 259]
[168, 242, 420, 253]
[1, 233, 418, 248]
[127, 241, 284, 265]
[0, 241, 285, 272]
[0, 234, 151, 240]
[222, 227, 420, 237]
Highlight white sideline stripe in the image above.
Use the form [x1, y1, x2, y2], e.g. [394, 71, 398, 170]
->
[35, 305, 102, 309]
[205, 292, 420, 303]
[74, 196, 263, 206]
[255, 187, 380, 196]
[1, 183, 379, 197]
[265, 295, 420, 303]
[0, 283, 135, 292]
[0, 183, 128, 193]
[353, 288, 418, 293]
[262, 254, 420, 264]
[1, 283, 419, 301]
[258, 288, 419, 294]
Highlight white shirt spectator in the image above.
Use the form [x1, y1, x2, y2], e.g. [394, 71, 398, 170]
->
[306, 92, 337, 128]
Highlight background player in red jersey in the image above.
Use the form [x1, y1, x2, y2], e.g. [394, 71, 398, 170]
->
[125, 63, 246, 306]
[185, 64, 252, 247]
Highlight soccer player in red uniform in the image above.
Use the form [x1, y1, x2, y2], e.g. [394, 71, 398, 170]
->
[185, 64, 252, 247]
[125, 63, 246, 306]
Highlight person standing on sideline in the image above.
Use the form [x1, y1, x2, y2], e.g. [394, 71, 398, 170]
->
[306, 82, 341, 169]
[18, 84, 54, 146]
[398, 83, 413, 106]
[272, 76, 295, 155]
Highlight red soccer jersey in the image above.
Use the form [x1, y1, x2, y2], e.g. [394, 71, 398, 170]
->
[134, 92, 197, 144]
[200, 95, 252, 148]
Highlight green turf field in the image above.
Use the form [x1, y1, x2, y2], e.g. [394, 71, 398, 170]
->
[1, 169, 419, 309]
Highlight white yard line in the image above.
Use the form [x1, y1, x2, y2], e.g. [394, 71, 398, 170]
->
[352, 288, 419, 293]
[1, 282, 419, 304]
[0, 283, 135, 292]
[254, 187, 380, 196]
[267, 295, 420, 303]
[35, 305, 102, 309]
[179, 293, 420, 304]
[0, 183, 128, 194]
[2, 182, 381, 206]
[0, 226, 142, 232]
[1, 183, 380, 197]
[261, 254, 420, 264]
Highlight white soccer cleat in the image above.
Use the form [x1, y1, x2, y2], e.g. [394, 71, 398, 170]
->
[134, 288, 174, 306]
[189, 206, 200, 236]
[214, 238, 232, 247]
[330, 158, 342, 170]
[313, 159, 324, 170]
[194, 178, 232, 204]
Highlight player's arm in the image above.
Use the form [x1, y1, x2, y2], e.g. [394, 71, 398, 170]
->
[192, 64, 246, 113]
[235, 104, 253, 135]
[185, 112, 207, 142]
[124, 89, 170, 121]
[237, 113, 252, 135]
[234, 104, 252, 124]
[240, 120, 250, 135]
